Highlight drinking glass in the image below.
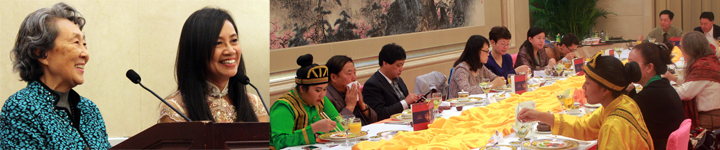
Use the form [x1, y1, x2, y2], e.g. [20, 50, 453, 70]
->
[338, 116, 355, 146]
[667, 64, 677, 76]
[431, 91, 441, 116]
[349, 118, 362, 144]
[480, 78, 493, 100]
[554, 65, 564, 77]
[513, 123, 532, 149]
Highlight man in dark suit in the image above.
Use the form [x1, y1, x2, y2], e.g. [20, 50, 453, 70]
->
[694, 12, 720, 40]
[363, 43, 422, 120]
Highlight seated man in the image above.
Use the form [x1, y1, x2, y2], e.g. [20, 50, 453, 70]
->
[544, 33, 580, 62]
[363, 43, 422, 120]
[694, 12, 720, 40]
[640, 10, 683, 43]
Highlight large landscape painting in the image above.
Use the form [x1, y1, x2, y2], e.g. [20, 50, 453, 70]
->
[270, 0, 483, 49]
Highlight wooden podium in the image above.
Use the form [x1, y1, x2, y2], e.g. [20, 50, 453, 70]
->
[111, 122, 269, 149]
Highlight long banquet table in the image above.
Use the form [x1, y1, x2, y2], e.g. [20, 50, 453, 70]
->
[283, 76, 601, 150]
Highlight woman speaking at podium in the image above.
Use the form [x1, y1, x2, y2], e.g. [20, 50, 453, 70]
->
[158, 8, 268, 123]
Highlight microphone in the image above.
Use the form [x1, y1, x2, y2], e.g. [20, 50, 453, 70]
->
[237, 74, 269, 113]
[126, 69, 192, 122]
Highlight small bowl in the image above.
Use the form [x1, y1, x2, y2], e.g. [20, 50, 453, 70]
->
[456, 106, 464, 111]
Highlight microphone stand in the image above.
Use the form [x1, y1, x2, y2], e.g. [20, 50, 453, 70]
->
[140, 82, 192, 122]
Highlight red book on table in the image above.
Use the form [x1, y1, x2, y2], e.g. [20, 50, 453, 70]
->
[411, 102, 434, 131]
[574, 58, 585, 75]
[513, 74, 527, 94]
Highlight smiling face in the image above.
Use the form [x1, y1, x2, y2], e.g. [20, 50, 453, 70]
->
[529, 33, 546, 50]
[207, 20, 241, 83]
[301, 83, 329, 106]
[39, 18, 89, 88]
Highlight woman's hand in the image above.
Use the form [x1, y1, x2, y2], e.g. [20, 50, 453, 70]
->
[492, 77, 506, 89]
[311, 119, 337, 133]
[663, 72, 678, 82]
[515, 65, 530, 74]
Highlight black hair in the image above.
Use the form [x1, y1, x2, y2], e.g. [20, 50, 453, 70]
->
[520, 27, 546, 67]
[175, 7, 258, 122]
[378, 43, 407, 66]
[488, 26, 512, 42]
[632, 43, 673, 75]
[454, 35, 490, 71]
[326, 55, 354, 82]
[559, 33, 580, 47]
[295, 54, 320, 94]
[588, 57, 642, 98]
[660, 10, 675, 20]
[700, 12, 715, 21]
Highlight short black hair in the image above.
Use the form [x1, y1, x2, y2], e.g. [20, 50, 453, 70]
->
[488, 26, 511, 42]
[700, 12, 715, 21]
[659, 10, 674, 20]
[378, 43, 406, 66]
[326, 55, 354, 82]
[559, 33, 580, 47]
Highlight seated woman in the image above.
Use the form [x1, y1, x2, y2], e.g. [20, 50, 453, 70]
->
[1, 3, 110, 149]
[325, 55, 378, 125]
[270, 54, 343, 149]
[544, 33, 580, 61]
[518, 53, 654, 149]
[664, 32, 720, 130]
[514, 27, 556, 71]
[159, 8, 268, 123]
[484, 26, 529, 79]
[448, 35, 506, 99]
[626, 43, 685, 150]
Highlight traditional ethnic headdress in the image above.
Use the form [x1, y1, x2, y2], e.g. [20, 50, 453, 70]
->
[295, 54, 328, 85]
[583, 51, 640, 92]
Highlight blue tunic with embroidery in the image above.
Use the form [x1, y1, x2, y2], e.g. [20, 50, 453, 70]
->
[0, 81, 110, 149]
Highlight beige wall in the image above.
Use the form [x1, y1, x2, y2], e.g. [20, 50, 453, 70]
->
[594, 0, 655, 41]
[0, 0, 270, 138]
[594, 0, 720, 40]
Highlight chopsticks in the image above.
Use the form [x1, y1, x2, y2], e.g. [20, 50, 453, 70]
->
[320, 112, 342, 133]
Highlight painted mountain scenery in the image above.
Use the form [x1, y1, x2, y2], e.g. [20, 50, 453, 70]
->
[270, 0, 482, 49]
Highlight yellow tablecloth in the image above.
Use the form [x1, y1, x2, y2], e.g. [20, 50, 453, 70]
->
[353, 76, 587, 150]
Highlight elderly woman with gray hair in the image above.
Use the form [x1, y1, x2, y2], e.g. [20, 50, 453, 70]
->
[0, 2, 110, 149]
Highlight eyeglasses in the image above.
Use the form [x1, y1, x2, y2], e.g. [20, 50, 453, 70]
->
[480, 49, 490, 53]
[496, 43, 510, 47]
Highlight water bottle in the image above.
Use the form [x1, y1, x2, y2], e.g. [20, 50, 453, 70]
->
[556, 33, 561, 43]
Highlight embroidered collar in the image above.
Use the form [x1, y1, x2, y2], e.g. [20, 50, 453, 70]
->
[207, 81, 228, 98]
